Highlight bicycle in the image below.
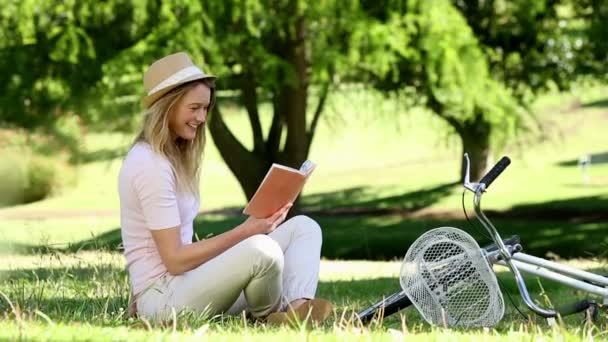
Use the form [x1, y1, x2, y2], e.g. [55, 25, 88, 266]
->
[357, 154, 608, 327]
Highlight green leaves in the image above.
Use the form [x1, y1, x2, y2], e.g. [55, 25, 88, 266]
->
[50, 26, 96, 64]
[0, 0, 604, 144]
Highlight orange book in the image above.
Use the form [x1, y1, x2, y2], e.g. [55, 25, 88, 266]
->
[243, 160, 316, 218]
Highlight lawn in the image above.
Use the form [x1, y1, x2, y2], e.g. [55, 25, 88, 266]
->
[1, 84, 607, 340]
[1, 84, 607, 259]
[2, 251, 607, 341]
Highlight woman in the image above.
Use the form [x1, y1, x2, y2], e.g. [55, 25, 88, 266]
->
[118, 52, 332, 324]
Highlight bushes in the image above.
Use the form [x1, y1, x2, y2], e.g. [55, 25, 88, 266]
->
[23, 155, 60, 203]
[0, 150, 73, 207]
[0, 153, 26, 207]
[0, 128, 77, 207]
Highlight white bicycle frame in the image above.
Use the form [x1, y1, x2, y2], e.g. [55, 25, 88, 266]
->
[356, 154, 607, 325]
[464, 153, 608, 317]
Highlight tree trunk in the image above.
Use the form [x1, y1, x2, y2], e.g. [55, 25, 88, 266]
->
[276, 11, 310, 215]
[426, 90, 491, 183]
[207, 3, 320, 216]
[282, 14, 309, 169]
[426, 90, 492, 183]
[458, 117, 492, 183]
[207, 105, 271, 200]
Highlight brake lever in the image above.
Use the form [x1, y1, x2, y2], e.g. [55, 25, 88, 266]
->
[463, 153, 485, 193]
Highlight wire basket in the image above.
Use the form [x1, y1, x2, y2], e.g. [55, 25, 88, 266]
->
[400, 227, 504, 327]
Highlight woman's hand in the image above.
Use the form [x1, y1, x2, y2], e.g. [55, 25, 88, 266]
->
[150, 202, 293, 275]
[241, 202, 293, 235]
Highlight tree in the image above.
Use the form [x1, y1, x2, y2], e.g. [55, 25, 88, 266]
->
[0, 0, 152, 129]
[581, 0, 608, 70]
[452, 0, 607, 96]
[0, 0, 211, 131]
[357, 0, 523, 181]
[0, 0, 362, 204]
[202, 1, 360, 200]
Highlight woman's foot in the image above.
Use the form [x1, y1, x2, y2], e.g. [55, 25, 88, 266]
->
[266, 298, 333, 326]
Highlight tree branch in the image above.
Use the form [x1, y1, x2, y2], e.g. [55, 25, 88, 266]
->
[266, 92, 284, 161]
[207, 103, 252, 175]
[426, 86, 463, 135]
[305, 81, 330, 155]
[241, 71, 265, 154]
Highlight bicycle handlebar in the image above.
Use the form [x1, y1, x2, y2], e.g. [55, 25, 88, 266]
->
[556, 299, 595, 317]
[479, 156, 511, 189]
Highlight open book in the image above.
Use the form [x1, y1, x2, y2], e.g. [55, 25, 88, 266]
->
[243, 160, 316, 218]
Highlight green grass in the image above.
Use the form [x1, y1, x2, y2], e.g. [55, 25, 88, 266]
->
[2, 322, 601, 342]
[2, 209, 607, 260]
[1, 252, 607, 341]
[1, 84, 608, 340]
[1, 84, 608, 260]
[1, 83, 605, 214]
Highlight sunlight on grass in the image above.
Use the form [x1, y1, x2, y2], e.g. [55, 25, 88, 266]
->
[1, 85, 605, 215]
[0, 217, 120, 253]
[1, 85, 607, 340]
[2, 254, 607, 341]
[0, 320, 603, 342]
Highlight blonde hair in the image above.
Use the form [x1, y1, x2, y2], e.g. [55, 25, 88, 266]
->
[134, 79, 216, 196]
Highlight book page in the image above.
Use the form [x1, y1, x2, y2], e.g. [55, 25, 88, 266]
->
[243, 161, 315, 218]
[299, 160, 316, 175]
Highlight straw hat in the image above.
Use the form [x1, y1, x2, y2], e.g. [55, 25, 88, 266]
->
[142, 52, 216, 108]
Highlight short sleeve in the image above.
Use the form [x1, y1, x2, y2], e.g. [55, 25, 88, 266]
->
[133, 155, 181, 230]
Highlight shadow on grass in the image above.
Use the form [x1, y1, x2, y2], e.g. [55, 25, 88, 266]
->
[302, 182, 459, 214]
[557, 151, 608, 167]
[321, 216, 608, 259]
[0, 241, 62, 256]
[7, 182, 607, 260]
[60, 182, 457, 255]
[57, 212, 608, 260]
[79, 147, 128, 164]
[488, 194, 608, 221]
[583, 98, 608, 109]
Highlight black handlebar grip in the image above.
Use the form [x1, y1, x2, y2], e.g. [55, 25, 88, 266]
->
[379, 293, 412, 321]
[556, 299, 593, 317]
[357, 291, 412, 324]
[479, 156, 511, 189]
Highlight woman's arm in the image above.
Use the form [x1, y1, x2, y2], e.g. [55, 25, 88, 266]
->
[150, 203, 292, 275]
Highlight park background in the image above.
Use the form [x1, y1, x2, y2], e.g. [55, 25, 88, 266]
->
[1, 0, 607, 340]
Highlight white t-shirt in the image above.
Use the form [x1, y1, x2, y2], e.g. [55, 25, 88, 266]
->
[118, 142, 199, 295]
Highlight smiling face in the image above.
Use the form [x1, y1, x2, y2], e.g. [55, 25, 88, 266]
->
[168, 82, 212, 141]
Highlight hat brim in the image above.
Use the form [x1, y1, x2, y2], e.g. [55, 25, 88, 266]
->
[142, 73, 216, 109]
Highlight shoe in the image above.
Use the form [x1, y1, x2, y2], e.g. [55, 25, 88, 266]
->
[266, 298, 333, 326]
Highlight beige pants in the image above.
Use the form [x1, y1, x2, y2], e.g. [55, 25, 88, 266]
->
[136, 215, 322, 320]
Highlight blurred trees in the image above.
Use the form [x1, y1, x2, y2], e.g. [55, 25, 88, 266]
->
[453, 0, 606, 97]
[356, 0, 523, 181]
[0, 0, 214, 169]
[0, 0, 606, 195]
[356, 0, 607, 181]
[450, 0, 607, 176]
[0, 0, 151, 129]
